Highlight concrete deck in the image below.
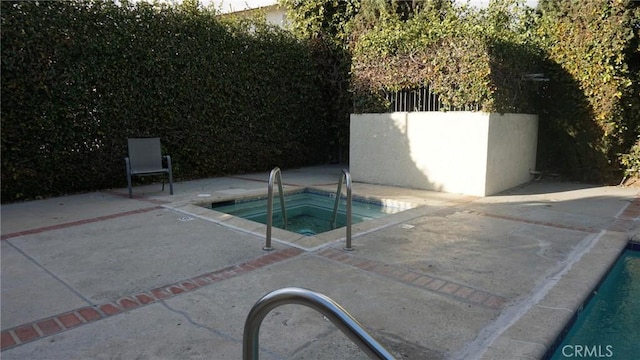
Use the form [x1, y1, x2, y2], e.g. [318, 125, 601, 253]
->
[1, 165, 638, 359]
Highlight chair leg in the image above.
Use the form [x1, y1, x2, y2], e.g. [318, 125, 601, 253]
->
[166, 155, 174, 195]
[125, 157, 133, 199]
[128, 176, 133, 198]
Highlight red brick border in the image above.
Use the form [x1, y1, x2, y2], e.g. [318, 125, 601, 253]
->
[1, 206, 164, 241]
[621, 197, 640, 218]
[0, 247, 302, 352]
[465, 196, 640, 234]
[464, 210, 600, 233]
[316, 248, 507, 311]
[607, 197, 640, 232]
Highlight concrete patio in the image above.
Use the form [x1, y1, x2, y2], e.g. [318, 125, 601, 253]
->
[1, 165, 638, 359]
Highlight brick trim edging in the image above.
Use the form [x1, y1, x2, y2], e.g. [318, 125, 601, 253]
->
[466, 196, 640, 234]
[607, 197, 640, 232]
[0, 247, 302, 352]
[316, 248, 506, 310]
[1, 206, 164, 241]
[463, 210, 601, 234]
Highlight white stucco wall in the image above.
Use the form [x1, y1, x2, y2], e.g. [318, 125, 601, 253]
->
[485, 113, 539, 195]
[263, 7, 287, 27]
[350, 112, 538, 196]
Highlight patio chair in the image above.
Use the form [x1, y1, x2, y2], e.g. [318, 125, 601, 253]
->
[125, 137, 173, 198]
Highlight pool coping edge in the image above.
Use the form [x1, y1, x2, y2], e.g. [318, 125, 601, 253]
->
[477, 230, 631, 360]
[165, 186, 430, 252]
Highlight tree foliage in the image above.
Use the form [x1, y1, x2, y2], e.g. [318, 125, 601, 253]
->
[350, 0, 541, 113]
[535, 0, 639, 181]
[280, 0, 360, 46]
[280, 0, 358, 160]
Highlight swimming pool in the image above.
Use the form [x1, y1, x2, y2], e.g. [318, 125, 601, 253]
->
[548, 247, 640, 359]
[209, 189, 413, 236]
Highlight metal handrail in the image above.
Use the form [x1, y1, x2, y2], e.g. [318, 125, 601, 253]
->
[242, 287, 396, 360]
[331, 169, 353, 251]
[265, 167, 287, 251]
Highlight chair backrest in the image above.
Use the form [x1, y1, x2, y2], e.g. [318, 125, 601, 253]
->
[127, 138, 163, 172]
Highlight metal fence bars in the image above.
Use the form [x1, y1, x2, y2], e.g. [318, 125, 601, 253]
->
[384, 83, 479, 112]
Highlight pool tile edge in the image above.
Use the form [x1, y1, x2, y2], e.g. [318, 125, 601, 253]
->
[172, 186, 432, 252]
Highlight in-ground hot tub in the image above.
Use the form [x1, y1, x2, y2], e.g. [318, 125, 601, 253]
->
[209, 188, 414, 236]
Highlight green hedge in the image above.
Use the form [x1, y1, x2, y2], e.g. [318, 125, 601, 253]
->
[280, 0, 359, 162]
[535, 0, 640, 182]
[1, 0, 332, 202]
[349, 0, 541, 113]
[347, 0, 639, 182]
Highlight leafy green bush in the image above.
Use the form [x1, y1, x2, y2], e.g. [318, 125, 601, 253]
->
[350, 0, 541, 113]
[1, 0, 331, 202]
[535, 0, 639, 182]
[620, 137, 640, 179]
[280, 0, 358, 162]
[347, 0, 639, 182]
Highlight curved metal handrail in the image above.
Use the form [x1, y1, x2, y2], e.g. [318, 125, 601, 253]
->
[242, 287, 396, 360]
[331, 169, 353, 250]
[265, 167, 287, 251]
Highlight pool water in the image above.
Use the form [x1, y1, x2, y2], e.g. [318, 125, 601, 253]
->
[210, 190, 410, 236]
[549, 249, 640, 359]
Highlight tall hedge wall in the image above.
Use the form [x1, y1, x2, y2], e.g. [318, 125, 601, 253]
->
[1, 0, 331, 202]
[535, 0, 640, 182]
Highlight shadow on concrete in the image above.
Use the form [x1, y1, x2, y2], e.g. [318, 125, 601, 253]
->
[492, 180, 601, 196]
